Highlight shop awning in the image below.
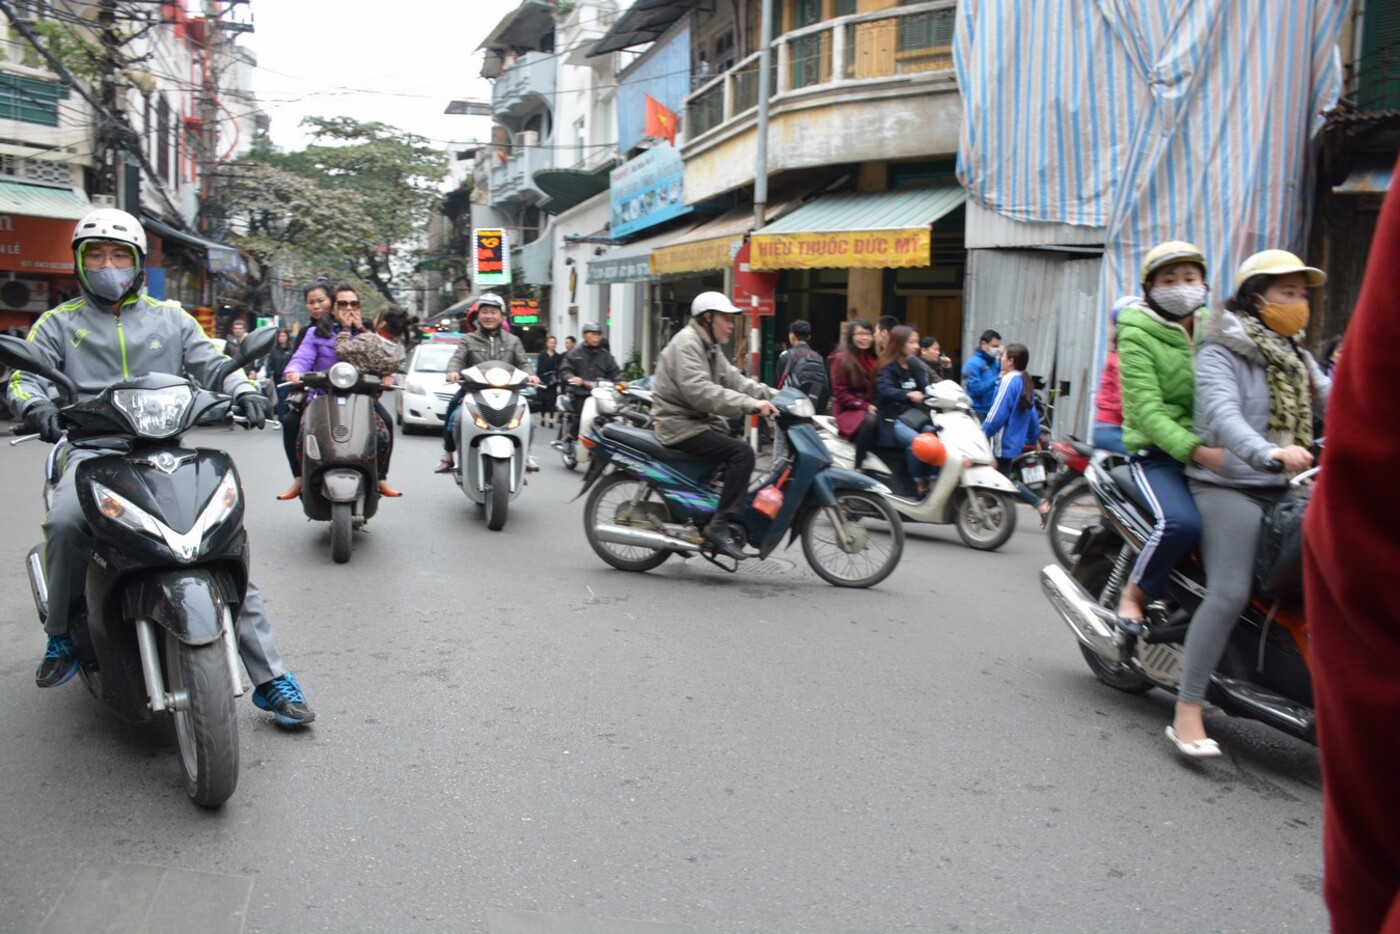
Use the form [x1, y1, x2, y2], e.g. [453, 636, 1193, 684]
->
[748, 186, 966, 271]
[588, 223, 698, 284]
[589, 0, 701, 56]
[649, 194, 809, 277]
[478, 0, 555, 51]
[534, 156, 622, 215]
[141, 214, 246, 275]
[0, 181, 91, 220]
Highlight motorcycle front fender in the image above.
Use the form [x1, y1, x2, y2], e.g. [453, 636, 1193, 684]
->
[808, 466, 888, 507]
[321, 468, 364, 502]
[121, 569, 225, 646]
[962, 464, 1018, 492]
[479, 435, 515, 460]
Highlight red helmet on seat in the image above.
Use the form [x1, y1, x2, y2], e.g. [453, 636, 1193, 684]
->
[912, 432, 946, 467]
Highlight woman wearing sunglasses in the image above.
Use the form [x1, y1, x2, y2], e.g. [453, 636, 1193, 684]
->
[279, 282, 400, 500]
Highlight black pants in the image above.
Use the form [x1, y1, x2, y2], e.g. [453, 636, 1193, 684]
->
[672, 429, 755, 524]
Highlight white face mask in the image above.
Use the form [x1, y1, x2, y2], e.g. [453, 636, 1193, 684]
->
[87, 266, 138, 302]
[1150, 283, 1207, 320]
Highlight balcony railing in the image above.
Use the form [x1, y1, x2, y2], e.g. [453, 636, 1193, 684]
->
[686, 0, 954, 140]
[491, 50, 558, 114]
[488, 138, 555, 204]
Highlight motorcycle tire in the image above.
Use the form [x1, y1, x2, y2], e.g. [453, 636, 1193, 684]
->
[484, 458, 509, 531]
[801, 489, 904, 588]
[954, 489, 1016, 551]
[583, 473, 672, 572]
[1046, 477, 1100, 569]
[1073, 555, 1153, 693]
[164, 625, 239, 807]
[331, 502, 353, 563]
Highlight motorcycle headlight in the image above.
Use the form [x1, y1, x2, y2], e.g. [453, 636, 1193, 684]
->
[93, 482, 163, 538]
[91, 471, 240, 563]
[464, 403, 490, 430]
[200, 469, 240, 531]
[328, 362, 359, 390]
[595, 394, 619, 416]
[111, 385, 193, 439]
[485, 367, 512, 388]
[506, 404, 527, 430]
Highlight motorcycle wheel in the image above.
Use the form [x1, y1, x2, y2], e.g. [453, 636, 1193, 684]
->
[331, 502, 353, 563]
[802, 490, 904, 588]
[583, 473, 672, 572]
[954, 489, 1017, 550]
[1046, 478, 1100, 569]
[1073, 555, 1153, 693]
[484, 458, 509, 531]
[164, 625, 239, 807]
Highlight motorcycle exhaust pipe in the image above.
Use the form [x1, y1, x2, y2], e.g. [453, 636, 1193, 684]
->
[594, 523, 699, 553]
[1039, 564, 1128, 663]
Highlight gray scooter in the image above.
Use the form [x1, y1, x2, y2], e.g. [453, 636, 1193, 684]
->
[294, 362, 392, 563]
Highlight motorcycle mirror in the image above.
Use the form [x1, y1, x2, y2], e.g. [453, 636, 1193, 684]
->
[213, 325, 279, 385]
[0, 334, 79, 402]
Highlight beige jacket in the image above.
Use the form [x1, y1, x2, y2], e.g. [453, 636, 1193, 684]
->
[651, 319, 772, 444]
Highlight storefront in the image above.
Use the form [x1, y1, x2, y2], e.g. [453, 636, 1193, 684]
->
[141, 213, 245, 319]
[0, 181, 92, 330]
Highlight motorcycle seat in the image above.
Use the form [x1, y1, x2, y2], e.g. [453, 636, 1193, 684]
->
[599, 423, 708, 464]
[1110, 464, 1155, 516]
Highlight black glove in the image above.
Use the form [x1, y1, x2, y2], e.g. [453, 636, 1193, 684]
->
[233, 392, 269, 430]
[23, 401, 62, 443]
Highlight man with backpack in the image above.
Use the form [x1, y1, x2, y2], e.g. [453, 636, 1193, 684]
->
[776, 320, 831, 413]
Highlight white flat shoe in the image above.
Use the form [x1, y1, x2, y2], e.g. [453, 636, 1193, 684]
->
[1166, 725, 1221, 759]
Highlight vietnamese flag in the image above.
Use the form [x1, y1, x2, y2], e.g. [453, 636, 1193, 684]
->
[645, 94, 678, 143]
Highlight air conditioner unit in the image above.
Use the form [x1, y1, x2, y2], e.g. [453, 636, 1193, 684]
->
[0, 278, 51, 313]
[516, 130, 540, 148]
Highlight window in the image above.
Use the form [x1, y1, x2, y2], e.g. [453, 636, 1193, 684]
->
[834, 0, 856, 15]
[713, 30, 735, 73]
[0, 74, 69, 127]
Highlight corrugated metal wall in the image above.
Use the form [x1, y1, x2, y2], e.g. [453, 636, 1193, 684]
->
[964, 249, 1105, 438]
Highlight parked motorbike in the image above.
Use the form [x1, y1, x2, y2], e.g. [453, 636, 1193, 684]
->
[0, 326, 279, 807]
[1040, 452, 1317, 745]
[814, 380, 1020, 550]
[293, 362, 393, 563]
[553, 380, 652, 469]
[451, 359, 534, 530]
[578, 387, 905, 588]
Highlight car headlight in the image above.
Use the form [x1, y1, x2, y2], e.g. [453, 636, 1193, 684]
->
[405, 381, 427, 396]
[328, 362, 359, 390]
[111, 385, 193, 439]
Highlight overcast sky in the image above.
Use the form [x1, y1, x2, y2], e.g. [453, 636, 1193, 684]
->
[245, 0, 523, 164]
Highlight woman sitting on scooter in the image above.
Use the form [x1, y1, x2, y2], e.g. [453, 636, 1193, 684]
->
[1167, 250, 1330, 758]
[830, 317, 879, 468]
[280, 282, 400, 499]
[982, 342, 1051, 525]
[874, 325, 937, 495]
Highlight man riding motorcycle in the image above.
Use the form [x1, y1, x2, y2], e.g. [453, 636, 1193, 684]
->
[652, 291, 776, 560]
[7, 208, 314, 725]
[557, 320, 621, 440]
[436, 293, 539, 474]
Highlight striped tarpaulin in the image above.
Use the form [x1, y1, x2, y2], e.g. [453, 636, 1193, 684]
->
[955, 0, 1347, 314]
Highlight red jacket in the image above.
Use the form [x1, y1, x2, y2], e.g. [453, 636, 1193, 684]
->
[1305, 152, 1400, 934]
[829, 350, 876, 439]
[1094, 350, 1122, 426]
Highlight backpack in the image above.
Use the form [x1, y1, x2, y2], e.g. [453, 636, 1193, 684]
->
[784, 345, 831, 413]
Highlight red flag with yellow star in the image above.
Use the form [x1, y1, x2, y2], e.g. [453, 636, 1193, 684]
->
[644, 94, 678, 143]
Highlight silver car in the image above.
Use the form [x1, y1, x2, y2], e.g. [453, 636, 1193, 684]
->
[396, 342, 457, 433]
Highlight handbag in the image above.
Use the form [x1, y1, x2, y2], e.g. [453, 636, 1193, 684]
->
[1254, 493, 1308, 600]
[897, 406, 932, 432]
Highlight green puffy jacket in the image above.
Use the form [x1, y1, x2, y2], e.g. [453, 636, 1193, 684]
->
[1117, 304, 1204, 464]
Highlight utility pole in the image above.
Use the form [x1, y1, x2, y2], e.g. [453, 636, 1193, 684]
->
[199, 1, 221, 239]
[95, 0, 119, 200]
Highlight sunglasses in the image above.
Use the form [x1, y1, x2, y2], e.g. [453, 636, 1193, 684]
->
[335, 300, 361, 309]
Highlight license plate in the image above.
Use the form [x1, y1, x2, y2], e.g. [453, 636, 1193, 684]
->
[1021, 464, 1046, 486]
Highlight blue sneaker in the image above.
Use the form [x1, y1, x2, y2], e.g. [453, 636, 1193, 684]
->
[252, 672, 315, 726]
[36, 634, 79, 688]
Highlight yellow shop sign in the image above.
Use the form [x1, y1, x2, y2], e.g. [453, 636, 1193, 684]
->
[748, 228, 931, 270]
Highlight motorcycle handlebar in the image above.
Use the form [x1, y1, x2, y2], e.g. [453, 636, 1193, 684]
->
[1265, 459, 1285, 473]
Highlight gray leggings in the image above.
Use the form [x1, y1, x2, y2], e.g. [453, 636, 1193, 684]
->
[1178, 481, 1286, 704]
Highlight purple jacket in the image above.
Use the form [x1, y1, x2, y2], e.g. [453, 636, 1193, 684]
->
[286, 325, 365, 400]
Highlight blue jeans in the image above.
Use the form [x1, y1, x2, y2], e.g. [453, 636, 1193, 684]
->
[1092, 422, 1127, 454]
[1127, 449, 1202, 599]
[997, 457, 1046, 508]
[892, 419, 935, 481]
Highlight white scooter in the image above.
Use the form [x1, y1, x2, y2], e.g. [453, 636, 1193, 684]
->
[552, 380, 625, 470]
[451, 359, 533, 531]
[815, 380, 1020, 550]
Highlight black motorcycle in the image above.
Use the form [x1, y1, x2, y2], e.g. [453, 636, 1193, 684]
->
[1, 326, 277, 806]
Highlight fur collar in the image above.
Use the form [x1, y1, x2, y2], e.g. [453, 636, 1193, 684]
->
[1203, 306, 1305, 364]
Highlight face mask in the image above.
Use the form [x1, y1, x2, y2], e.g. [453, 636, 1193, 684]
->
[1258, 300, 1309, 338]
[1150, 283, 1207, 319]
[87, 266, 138, 302]
[988, 346, 1003, 359]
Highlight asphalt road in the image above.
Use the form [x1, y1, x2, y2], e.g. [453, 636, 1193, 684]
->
[0, 418, 1326, 933]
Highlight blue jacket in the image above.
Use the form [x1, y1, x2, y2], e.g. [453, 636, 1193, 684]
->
[962, 348, 1000, 415]
[982, 371, 1041, 457]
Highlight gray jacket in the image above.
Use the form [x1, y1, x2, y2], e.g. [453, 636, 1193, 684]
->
[8, 294, 253, 416]
[652, 319, 772, 445]
[447, 328, 529, 373]
[1186, 308, 1330, 488]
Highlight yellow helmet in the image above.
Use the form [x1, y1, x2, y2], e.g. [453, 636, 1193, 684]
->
[1234, 249, 1326, 290]
[1141, 241, 1207, 284]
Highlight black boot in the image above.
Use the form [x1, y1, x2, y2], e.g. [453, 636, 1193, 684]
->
[703, 520, 747, 561]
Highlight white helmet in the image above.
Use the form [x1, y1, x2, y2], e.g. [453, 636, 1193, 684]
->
[690, 291, 742, 317]
[476, 292, 506, 310]
[72, 208, 147, 258]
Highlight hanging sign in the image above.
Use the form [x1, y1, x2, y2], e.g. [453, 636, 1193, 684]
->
[732, 241, 779, 315]
[473, 228, 511, 286]
[510, 298, 540, 325]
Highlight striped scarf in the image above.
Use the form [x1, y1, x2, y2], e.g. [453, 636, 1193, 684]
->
[1238, 313, 1313, 448]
